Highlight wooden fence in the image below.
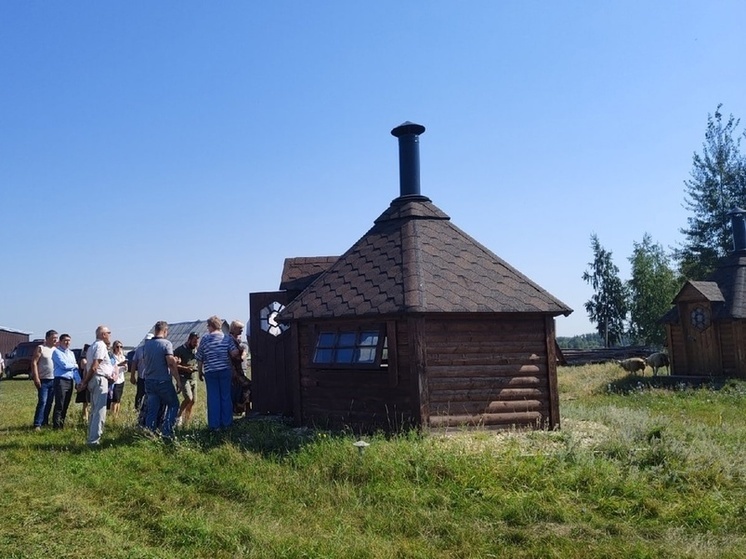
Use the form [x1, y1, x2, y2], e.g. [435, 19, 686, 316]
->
[558, 346, 658, 366]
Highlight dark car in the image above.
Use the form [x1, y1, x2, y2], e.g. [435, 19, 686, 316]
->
[4, 340, 43, 379]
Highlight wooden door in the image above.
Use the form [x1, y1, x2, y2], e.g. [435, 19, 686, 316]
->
[681, 302, 721, 375]
[249, 291, 295, 415]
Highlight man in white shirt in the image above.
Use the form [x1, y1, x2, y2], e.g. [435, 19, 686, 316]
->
[79, 326, 115, 446]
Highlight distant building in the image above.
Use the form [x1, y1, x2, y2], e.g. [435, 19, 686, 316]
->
[0, 327, 31, 358]
[662, 208, 746, 377]
[139, 319, 231, 349]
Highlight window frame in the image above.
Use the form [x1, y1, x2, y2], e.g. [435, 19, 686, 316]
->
[311, 324, 387, 369]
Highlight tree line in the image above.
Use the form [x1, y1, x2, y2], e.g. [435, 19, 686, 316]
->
[583, 104, 746, 348]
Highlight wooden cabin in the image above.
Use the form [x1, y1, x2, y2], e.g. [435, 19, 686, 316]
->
[0, 326, 30, 360]
[661, 208, 746, 378]
[249, 122, 572, 431]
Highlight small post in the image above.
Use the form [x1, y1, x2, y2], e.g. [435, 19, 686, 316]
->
[353, 440, 369, 457]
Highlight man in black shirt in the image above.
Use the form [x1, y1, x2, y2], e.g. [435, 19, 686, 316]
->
[174, 332, 199, 427]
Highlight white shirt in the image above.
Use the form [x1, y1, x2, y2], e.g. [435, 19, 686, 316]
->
[86, 340, 114, 380]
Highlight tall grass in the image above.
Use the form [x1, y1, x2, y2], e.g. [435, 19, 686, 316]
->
[1, 365, 746, 558]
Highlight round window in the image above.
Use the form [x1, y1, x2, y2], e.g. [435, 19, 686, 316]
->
[690, 307, 710, 331]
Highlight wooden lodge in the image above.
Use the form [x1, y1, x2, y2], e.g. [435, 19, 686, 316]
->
[661, 208, 746, 378]
[248, 122, 572, 431]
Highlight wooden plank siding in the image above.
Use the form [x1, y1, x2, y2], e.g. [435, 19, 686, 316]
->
[249, 291, 297, 416]
[423, 316, 556, 430]
[734, 321, 746, 379]
[666, 324, 687, 375]
[296, 320, 416, 431]
[667, 318, 746, 379]
[719, 320, 746, 379]
[720, 321, 736, 376]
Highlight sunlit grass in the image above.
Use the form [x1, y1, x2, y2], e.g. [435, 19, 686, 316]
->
[2, 364, 746, 558]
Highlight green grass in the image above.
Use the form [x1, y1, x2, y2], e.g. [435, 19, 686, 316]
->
[2, 365, 746, 558]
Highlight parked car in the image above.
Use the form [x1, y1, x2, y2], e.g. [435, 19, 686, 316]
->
[4, 340, 43, 379]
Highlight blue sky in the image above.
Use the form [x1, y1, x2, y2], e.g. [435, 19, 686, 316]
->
[2, 1, 745, 347]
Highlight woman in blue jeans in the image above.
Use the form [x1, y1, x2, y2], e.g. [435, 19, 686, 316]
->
[196, 315, 240, 430]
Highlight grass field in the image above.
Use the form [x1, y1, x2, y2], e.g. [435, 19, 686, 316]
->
[1, 365, 746, 558]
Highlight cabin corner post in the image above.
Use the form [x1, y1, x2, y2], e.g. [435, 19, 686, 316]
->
[290, 322, 303, 426]
[545, 316, 560, 429]
[736, 321, 746, 379]
[408, 316, 428, 427]
[665, 324, 674, 375]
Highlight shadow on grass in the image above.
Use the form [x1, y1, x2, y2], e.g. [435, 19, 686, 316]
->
[606, 374, 731, 394]
[0, 414, 335, 457]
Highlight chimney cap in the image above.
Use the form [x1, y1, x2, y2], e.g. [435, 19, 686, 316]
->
[727, 207, 746, 216]
[391, 121, 425, 138]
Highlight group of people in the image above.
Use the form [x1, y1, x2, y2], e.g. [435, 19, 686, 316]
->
[30, 316, 251, 446]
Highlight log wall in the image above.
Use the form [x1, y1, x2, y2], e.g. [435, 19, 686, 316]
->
[296, 320, 416, 431]
[423, 316, 555, 430]
[295, 314, 559, 432]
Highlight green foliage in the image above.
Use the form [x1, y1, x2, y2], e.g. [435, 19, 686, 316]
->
[582, 233, 629, 347]
[677, 104, 746, 280]
[3, 368, 746, 558]
[627, 233, 681, 345]
[557, 332, 604, 349]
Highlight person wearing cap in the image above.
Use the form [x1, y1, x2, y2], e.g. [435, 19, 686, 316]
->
[174, 332, 199, 427]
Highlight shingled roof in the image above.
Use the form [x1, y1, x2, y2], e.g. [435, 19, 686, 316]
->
[279, 194, 572, 321]
[707, 253, 746, 318]
[280, 257, 339, 292]
[662, 253, 746, 323]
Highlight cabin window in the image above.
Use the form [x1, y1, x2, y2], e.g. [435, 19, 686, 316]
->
[313, 328, 385, 366]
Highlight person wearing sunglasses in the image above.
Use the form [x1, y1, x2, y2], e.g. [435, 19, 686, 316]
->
[108, 341, 128, 418]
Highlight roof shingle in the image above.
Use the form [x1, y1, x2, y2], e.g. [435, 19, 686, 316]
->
[279, 195, 572, 321]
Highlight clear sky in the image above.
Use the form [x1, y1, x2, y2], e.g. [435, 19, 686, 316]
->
[2, 1, 745, 347]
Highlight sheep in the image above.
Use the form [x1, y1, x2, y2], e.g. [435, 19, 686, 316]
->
[616, 357, 647, 375]
[645, 352, 670, 376]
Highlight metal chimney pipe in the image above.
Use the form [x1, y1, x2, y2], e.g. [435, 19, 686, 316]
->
[728, 207, 746, 252]
[391, 121, 426, 197]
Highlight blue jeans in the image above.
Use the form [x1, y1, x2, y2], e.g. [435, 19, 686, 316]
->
[144, 378, 179, 438]
[33, 378, 55, 427]
[204, 368, 233, 430]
